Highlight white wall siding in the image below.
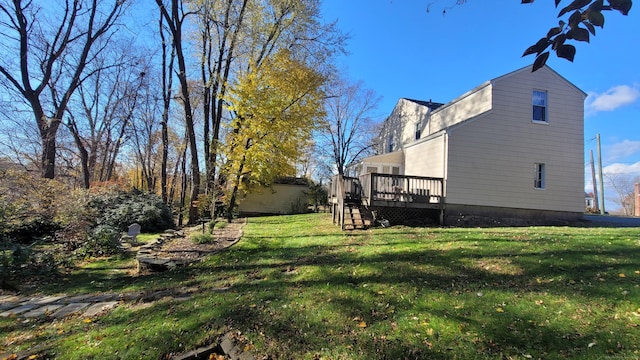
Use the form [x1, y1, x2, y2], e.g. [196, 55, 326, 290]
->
[428, 83, 492, 135]
[445, 67, 585, 213]
[404, 133, 446, 178]
[377, 99, 431, 153]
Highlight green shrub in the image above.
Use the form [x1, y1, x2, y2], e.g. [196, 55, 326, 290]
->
[1, 236, 61, 288]
[191, 233, 215, 244]
[89, 189, 174, 232]
[77, 225, 123, 257]
[0, 237, 31, 280]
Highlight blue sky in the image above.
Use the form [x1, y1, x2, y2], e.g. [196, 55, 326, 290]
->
[321, 0, 640, 211]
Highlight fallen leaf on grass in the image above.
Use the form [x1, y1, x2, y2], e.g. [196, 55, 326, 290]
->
[619, 273, 626, 278]
[496, 307, 504, 313]
[357, 321, 367, 328]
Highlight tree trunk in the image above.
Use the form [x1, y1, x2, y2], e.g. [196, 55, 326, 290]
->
[39, 119, 61, 179]
[157, 0, 200, 224]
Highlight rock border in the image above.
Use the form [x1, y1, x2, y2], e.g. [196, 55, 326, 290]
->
[169, 332, 255, 360]
[135, 221, 245, 273]
[135, 229, 194, 272]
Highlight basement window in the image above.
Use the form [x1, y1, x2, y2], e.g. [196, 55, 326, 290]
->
[534, 163, 546, 189]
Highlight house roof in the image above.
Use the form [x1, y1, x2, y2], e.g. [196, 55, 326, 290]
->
[423, 64, 586, 132]
[403, 98, 445, 110]
[358, 151, 404, 165]
[492, 64, 587, 98]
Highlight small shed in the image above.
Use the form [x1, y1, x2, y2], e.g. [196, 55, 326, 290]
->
[238, 178, 311, 216]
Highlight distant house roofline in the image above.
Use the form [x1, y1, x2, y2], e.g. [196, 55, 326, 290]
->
[402, 98, 445, 110]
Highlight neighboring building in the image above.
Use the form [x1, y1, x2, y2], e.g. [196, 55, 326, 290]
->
[585, 192, 595, 211]
[342, 64, 586, 225]
[238, 178, 310, 216]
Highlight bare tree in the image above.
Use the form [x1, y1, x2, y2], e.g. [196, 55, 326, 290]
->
[65, 48, 148, 188]
[159, 7, 176, 204]
[318, 78, 381, 176]
[129, 71, 163, 192]
[604, 172, 639, 216]
[0, 0, 127, 179]
[156, 0, 201, 223]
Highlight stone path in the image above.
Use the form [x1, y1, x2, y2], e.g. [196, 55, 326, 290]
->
[1, 221, 250, 359]
[2, 221, 246, 321]
[0, 291, 143, 319]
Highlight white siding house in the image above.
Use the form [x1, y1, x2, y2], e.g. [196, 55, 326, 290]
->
[357, 64, 586, 223]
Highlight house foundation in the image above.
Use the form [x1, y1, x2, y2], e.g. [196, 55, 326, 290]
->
[444, 204, 582, 226]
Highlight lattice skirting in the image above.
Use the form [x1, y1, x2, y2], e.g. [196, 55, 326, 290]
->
[369, 207, 442, 226]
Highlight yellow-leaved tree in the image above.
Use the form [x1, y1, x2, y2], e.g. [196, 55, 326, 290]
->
[221, 49, 325, 220]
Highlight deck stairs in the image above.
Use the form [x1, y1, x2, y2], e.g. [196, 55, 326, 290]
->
[343, 204, 373, 230]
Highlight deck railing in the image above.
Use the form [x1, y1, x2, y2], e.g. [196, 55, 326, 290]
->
[359, 173, 443, 206]
[330, 173, 444, 208]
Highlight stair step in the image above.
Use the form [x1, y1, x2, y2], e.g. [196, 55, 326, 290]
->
[341, 204, 371, 230]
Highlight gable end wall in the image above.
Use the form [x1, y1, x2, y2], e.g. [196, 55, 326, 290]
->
[444, 67, 585, 213]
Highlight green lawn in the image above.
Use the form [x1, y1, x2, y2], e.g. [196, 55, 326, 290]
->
[2, 213, 640, 359]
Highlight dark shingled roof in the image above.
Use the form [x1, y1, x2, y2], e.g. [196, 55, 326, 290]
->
[404, 98, 444, 110]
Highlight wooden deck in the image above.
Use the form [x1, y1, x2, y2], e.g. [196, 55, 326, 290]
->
[329, 173, 444, 229]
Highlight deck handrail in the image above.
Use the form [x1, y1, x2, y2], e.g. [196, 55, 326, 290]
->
[358, 173, 444, 205]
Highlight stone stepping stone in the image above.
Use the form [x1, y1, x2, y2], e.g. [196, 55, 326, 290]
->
[22, 295, 66, 306]
[65, 294, 95, 303]
[0, 295, 21, 302]
[0, 296, 22, 311]
[23, 304, 64, 317]
[88, 294, 118, 302]
[0, 304, 37, 317]
[82, 301, 118, 317]
[52, 303, 91, 318]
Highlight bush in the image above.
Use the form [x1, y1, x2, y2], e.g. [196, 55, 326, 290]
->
[0, 237, 31, 279]
[77, 225, 123, 257]
[0, 169, 69, 243]
[89, 189, 174, 232]
[191, 233, 215, 244]
[1, 236, 61, 288]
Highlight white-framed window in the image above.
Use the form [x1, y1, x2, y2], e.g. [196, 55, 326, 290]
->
[532, 90, 548, 123]
[415, 121, 421, 140]
[534, 163, 546, 189]
[388, 135, 394, 153]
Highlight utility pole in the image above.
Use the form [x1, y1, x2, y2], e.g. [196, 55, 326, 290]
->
[590, 149, 599, 213]
[596, 134, 605, 215]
